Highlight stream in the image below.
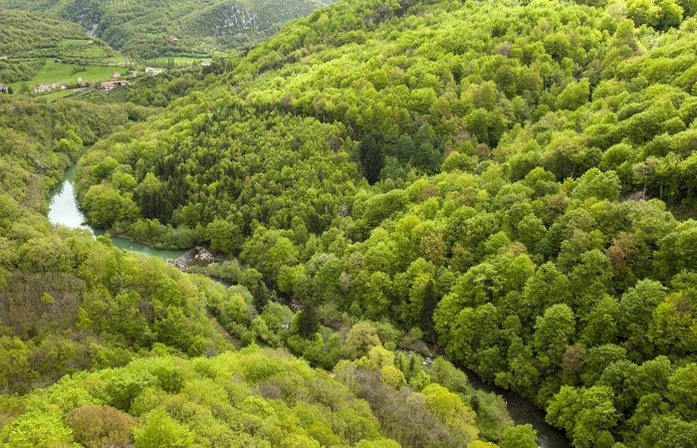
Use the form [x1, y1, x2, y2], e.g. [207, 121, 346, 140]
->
[47, 164, 570, 448]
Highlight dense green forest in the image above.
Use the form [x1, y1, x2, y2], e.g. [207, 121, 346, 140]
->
[0, 91, 527, 445]
[0, 0, 335, 59]
[66, 0, 697, 445]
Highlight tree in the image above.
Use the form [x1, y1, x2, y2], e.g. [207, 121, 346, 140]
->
[627, 0, 660, 27]
[557, 79, 590, 111]
[18, 236, 73, 274]
[649, 292, 697, 357]
[83, 184, 139, 229]
[420, 279, 438, 342]
[359, 132, 385, 184]
[668, 363, 697, 420]
[579, 295, 619, 347]
[635, 415, 697, 448]
[429, 357, 470, 394]
[521, 263, 572, 324]
[133, 407, 196, 448]
[3, 411, 74, 448]
[571, 169, 621, 202]
[296, 302, 320, 338]
[569, 250, 613, 316]
[500, 424, 538, 448]
[206, 219, 239, 254]
[421, 383, 478, 444]
[533, 304, 576, 371]
[0, 336, 35, 394]
[497, 336, 540, 397]
[67, 405, 135, 448]
[134, 173, 169, 221]
[656, 0, 683, 29]
[344, 322, 382, 359]
[547, 386, 619, 448]
[561, 344, 586, 386]
[618, 279, 666, 356]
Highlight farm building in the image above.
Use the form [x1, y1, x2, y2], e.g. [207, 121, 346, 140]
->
[100, 80, 128, 90]
[33, 83, 68, 93]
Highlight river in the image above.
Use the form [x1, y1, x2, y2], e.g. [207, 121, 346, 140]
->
[47, 164, 570, 448]
[462, 367, 570, 448]
[47, 164, 185, 260]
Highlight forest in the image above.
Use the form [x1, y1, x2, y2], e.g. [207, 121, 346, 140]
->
[3, 0, 697, 444]
[68, 0, 697, 445]
[0, 78, 529, 446]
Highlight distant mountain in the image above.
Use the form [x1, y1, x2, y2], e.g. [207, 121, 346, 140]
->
[0, 0, 334, 58]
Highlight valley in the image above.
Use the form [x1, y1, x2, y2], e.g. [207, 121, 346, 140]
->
[47, 162, 571, 448]
[2, 0, 697, 445]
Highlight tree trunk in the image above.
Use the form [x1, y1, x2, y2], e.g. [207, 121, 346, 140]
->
[643, 178, 647, 199]
[660, 181, 664, 200]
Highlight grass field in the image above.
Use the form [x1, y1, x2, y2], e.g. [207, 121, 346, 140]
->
[57, 39, 132, 64]
[58, 39, 93, 47]
[9, 60, 119, 90]
[42, 88, 80, 102]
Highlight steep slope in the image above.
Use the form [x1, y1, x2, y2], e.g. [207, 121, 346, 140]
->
[0, 0, 333, 59]
[0, 9, 86, 55]
[0, 347, 517, 448]
[0, 91, 525, 447]
[74, 0, 697, 445]
[0, 95, 237, 393]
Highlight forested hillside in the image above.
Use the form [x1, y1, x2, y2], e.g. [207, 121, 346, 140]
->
[0, 92, 525, 445]
[71, 0, 697, 445]
[0, 10, 99, 83]
[0, 10, 87, 55]
[0, 0, 334, 59]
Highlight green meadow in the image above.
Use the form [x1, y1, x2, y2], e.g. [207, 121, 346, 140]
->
[41, 87, 81, 101]
[56, 39, 132, 64]
[9, 60, 119, 90]
[57, 39, 93, 47]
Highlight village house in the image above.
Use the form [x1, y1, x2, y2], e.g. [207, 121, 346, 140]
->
[100, 80, 128, 90]
[0, 55, 8, 60]
[200, 61, 211, 67]
[168, 35, 178, 41]
[130, 71, 138, 77]
[112, 72, 121, 78]
[0, 83, 8, 93]
[33, 83, 68, 93]
[145, 67, 163, 76]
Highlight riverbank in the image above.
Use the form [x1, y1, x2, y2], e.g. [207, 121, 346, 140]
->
[460, 365, 570, 448]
